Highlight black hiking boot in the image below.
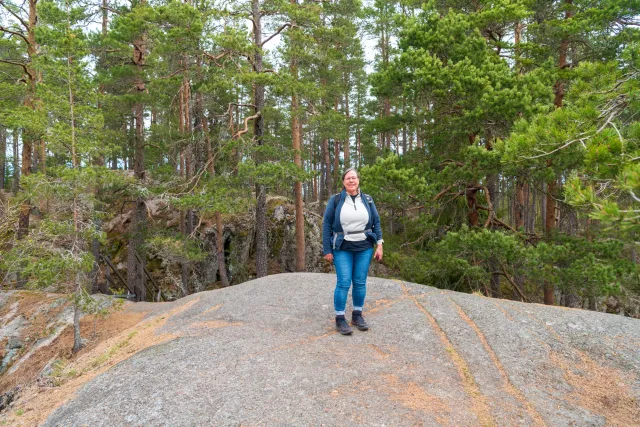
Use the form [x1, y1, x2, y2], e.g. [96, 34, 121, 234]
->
[351, 310, 369, 331]
[336, 315, 353, 335]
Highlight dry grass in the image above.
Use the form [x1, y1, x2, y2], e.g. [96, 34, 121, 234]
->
[551, 351, 640, 426]
[0, 296, 201, 426]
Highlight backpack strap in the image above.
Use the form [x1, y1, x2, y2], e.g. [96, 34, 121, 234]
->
[331, 193, 340, 214]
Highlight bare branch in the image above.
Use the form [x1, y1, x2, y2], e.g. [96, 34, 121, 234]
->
[202, 50, 230, 68]
[260, 23, 292, 47]
[189, 215, 203, 239]
[229, 103, 256, 109]
[156, 67, 187, 80]
[610, 121, 624, 144]
[492, 216, 518, 233]
[0, 1, 29, 31]
[616, 18, 640, 26]
[522, 137, 587, 159]
[102, 5, 122, 15]
[0, 25, 28, 44]
[233, 113, 260, 139]
[481, 185, 495, 228]
[497, 258, 528, 302]
[0, 58, 32, 79]
[440, 159, 465, 168]
[433, 184, 457, 202]
[596, 105, 626, 134]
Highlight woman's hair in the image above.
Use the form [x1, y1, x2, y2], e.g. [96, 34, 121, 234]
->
[341, 167, 359, 181]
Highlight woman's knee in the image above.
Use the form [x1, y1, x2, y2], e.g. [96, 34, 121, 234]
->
[352, 278, 366, 290]
[335, 277, 351, 290]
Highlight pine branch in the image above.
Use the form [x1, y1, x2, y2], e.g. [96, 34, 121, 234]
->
[0, 58, 32, 79]
[202, 50, 230, 68]
[0, 1, 29, 31]
[233, 113, 260, 139]
[522, 137, 588, 159]
[496, 259, 528, 302]
[261, 23, 292, 47]
[0, 25, 29, 44]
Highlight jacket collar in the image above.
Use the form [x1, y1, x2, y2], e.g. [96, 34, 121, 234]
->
[341, 188, 361, 198]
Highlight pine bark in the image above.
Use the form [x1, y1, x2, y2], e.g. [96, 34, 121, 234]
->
[322, 135, 331, 200]
[127, 18, 147, 302]
[333, 98, 340, 191]
[0, 126, 5, 190]
[543, 0, 573, 306]
[343, 81, 350, 169]
[252, 0, 268, 278]
[72, 275, 83, 353]
[17, 0, 39, 241]
[12, 130, 19, 194]
[216, 211, 229, 286]
[515, 179, 525, 230]
[291, 43, 306, 272]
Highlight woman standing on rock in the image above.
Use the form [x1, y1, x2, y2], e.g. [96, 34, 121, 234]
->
[322, 167, 383, 335]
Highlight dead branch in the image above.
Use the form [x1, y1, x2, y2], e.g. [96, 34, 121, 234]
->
[497, 258, 528, 302]
[0, 58, 33, 79]
[156, 68, 187, 80]
[522, 137, 588, 159]
[202, 50, 230, 68]
[0, 1, 29, 30]
[189, 215, 204, 239]
[260, 23, 292, 47]
[481, 185, 495, 228]
[492, 217, 518, 233]
[101, 5, 123, 15]
[233, 113, 260, 139]
[433, 184, 458, 202]
[440, 159, 465, 168]
[0, 25, 28, 44]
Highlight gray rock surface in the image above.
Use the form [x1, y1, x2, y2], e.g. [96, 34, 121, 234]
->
[44, 273, 640, 426]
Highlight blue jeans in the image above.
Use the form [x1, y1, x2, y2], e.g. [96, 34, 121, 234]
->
[333, 247, 374, 315]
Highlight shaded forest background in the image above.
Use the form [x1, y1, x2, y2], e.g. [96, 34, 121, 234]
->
[1, 0, 639, 348]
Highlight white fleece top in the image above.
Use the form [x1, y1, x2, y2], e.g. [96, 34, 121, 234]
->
[339, 193, 369, 241]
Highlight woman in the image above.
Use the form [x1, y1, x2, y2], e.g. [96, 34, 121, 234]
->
[322, 168, 383, 335]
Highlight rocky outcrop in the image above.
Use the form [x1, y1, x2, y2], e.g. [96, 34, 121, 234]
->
[32, 273, 640, 426]
[105, 197, 331, 299]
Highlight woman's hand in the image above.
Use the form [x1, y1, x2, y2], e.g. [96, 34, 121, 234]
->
[374, 245, 383, 261]
[324, 253, 334, 263]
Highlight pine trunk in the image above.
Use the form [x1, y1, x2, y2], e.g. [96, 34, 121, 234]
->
[343, 85, 350, 169]
[322, 136, 331, 200]
[12, 130, 19, 194]
[0, 126, 5, 190]
[216, 211, 229, 286]
[291, 52, 306, 272]
[253, 0, 268, 278]
[18, 0, 39, 241]
[466, 188, 479, 227]
[128, 24, 147, 301]
[72, 275, 83, 353]
[544, 172, 557, 305]
[515, 180, 525, 230]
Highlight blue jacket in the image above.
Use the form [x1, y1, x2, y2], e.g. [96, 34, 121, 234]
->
[322, 189, 383, 255]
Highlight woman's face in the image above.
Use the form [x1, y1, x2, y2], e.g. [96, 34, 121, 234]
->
[343, 170, 359, 194]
